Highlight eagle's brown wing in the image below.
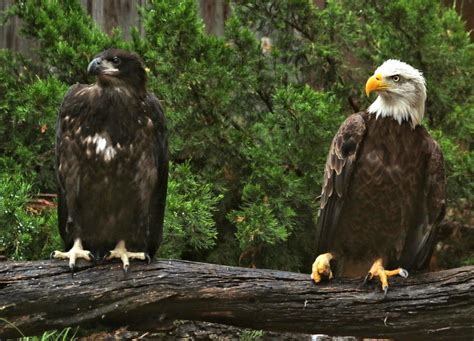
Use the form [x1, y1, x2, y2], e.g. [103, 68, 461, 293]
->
[399, 138, 446, 269]
[55, 84, 85, 251]
[143, 93, 169, 257]
[315, 113, 367, 254]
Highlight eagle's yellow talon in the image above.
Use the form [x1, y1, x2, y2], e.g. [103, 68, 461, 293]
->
[311, 252, 334, 284]
[51, 238, 93, 269]
[105, 240, 148, 271]
[365, 258, 409, 294]
[311, 272, 321, 283]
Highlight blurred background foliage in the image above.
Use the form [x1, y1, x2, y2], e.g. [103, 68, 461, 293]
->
[0, 0, 472, 269]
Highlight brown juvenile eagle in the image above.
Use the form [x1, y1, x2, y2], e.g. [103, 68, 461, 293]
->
[51, 49, 168, 273]
[311, 60, 446, 294]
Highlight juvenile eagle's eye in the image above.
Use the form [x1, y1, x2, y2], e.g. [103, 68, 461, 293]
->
[111, 56, 121, 65]
[391, 75, 400, 82]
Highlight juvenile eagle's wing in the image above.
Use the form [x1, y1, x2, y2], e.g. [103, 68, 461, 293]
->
[315, 113, 366, 254]
[144, 93, 169, 257]
[55, 84, 86, 251]
[399, 139, 446, 269]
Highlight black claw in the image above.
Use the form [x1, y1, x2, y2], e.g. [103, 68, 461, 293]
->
[383, 286, 388, 297]
[50, 251, 56, 260]
[145, 253, 151, 264]
[363, 272, 372, 286]
[103, 251, 111, 261]
[122, 265, 130, 280]
[70, 264, 75, 277]
[89, 252, 96, 265]
[399, 268, 409, 278]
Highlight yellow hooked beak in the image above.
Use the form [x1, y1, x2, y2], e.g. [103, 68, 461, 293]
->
[365, 73, 388, 96]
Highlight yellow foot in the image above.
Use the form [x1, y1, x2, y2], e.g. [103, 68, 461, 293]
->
[364, 258, 409, 296]
[311, 252, 334, 283]
[50, 238, 94, 274]
[104, 240, 151, 272]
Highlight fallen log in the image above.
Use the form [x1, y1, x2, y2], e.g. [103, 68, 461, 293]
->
[0, 260, 473, 339]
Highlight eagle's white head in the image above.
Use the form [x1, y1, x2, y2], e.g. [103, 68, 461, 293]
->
[366, 59, 426, 128]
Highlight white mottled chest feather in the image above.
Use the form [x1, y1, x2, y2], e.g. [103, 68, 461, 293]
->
[82, 133, 118, 162]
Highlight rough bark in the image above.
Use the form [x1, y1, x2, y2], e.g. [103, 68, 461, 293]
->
[0, 260, 473, 339]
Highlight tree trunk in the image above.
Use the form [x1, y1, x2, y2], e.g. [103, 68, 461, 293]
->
[0, 260, 472, 339]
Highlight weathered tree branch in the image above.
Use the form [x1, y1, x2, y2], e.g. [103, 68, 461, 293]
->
[0, 260, 473, 339]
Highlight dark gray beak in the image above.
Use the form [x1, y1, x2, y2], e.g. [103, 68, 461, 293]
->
[87, 57, 102, 76]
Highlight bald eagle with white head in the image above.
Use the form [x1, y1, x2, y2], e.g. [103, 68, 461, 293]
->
[311, 60, 446, 294]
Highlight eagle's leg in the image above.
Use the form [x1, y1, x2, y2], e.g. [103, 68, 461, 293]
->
[364, 258, 409, 296]
[311, 252, 334, 283]
[104, 240, 151, 272]
[51, 238, 94, 274]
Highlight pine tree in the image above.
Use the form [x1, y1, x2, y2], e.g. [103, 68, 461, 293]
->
[0, 0, 472, 268]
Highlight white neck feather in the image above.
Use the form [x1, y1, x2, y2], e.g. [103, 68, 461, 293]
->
[368, 92, 425, 129]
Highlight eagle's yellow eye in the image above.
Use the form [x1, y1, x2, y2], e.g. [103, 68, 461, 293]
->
[392, 75, 400, 82]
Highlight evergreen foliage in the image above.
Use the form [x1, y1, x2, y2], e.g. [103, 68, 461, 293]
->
[0, 0, 472, 269]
